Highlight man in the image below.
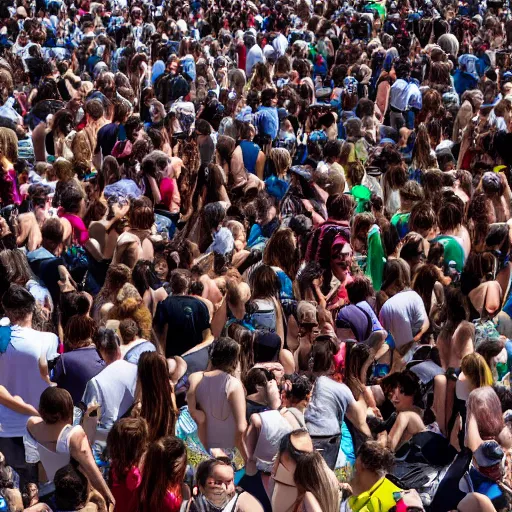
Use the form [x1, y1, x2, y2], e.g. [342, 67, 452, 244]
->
[272, 19, 289, 58]
[82, 329, 137, 434]
[256, 88, 279, 141]
[27, 217, 65, 305]
[155, 270, 211, 357]
[389, 59, 422, 131]
[245, 32, 265, 77]
[0, 285, 59, 486]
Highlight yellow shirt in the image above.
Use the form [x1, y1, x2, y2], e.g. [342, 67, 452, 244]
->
[347, 477, 401, 512]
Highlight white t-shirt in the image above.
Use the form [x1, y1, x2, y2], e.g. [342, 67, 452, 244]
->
[0, 323, 58, 437]
[82, 359, 137, 432]
[379, 290, 427, 348]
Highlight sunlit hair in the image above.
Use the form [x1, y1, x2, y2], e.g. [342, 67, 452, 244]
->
[467, 386, 504, 439]
[461, 353, 494, 389]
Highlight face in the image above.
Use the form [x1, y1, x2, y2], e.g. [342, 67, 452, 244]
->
[201, 465, 236, 507]
[391, 386, 414, 412]
[154, 257, 169, 281]
[331, 243, 353, 281]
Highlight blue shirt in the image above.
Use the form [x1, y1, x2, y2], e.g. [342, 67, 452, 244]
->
[389, 79, 422, 111]
[246, 44, 265, 76]
[256, 106, 279, 140]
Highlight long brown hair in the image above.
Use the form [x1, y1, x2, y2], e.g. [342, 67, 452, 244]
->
[137, 352, 178, 442]
[139, 437, 187, 512]
[107, 417, 148, 484]
[293, 451, 339, 512]
[263, 228, 299, 280]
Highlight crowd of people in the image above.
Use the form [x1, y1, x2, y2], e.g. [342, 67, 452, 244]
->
[1, 0, 512, 510]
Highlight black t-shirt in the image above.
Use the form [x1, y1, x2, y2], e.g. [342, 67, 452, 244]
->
[156, 295, 210, 357]
[95, 122, 119, 158]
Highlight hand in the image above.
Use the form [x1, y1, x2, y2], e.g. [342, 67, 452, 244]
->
[85, 400, 101, 421]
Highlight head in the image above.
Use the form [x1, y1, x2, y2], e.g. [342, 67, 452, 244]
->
[352, 441, 395, 490]
[2, 284, 35, 325]
[263, 228, 298, 279]
[409, 203, 436, 239]
[139, 437, 187, 512]
[250, 264, 281, 300]
[461, 353, 494, 389]
[129, 196, 154, 230]
[64, 313, 96, 350]
[346, 275, 374, 304]
[385, 370, 423, 411]
[467, 386, 504, 439]
[94, 327, 121, 364]
[399, 232, 426, 271]
[310, 335, 338, 374]
[59, 182, 85, 216]
[107, 417, 149, 482]
[39, 387, 73, 425]
[209, 337, 240, 374]
[137, 351, 177, 442]
[326, 193, 355, 221]
[54, 464, 89, 511]
[195, 459, 236, 508]
[203, 202, 226, 232]
[345, 342, 372, 400]
[169, 270, 190, 295]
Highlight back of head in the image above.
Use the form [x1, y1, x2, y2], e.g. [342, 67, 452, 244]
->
[94, 327, 120, 360]
[326, 193, 355, 221]
[461, 353, 493, 389]
[357, 441, 394, 476]
[209, 337, 240, 374]
[39, 387, 73, 425]
[54, 464, 88, 511]
[2, 284, 35, 323]
[467, 386, 504, 439]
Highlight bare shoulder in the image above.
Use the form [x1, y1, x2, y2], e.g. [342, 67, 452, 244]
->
[236, 491, 264, 512]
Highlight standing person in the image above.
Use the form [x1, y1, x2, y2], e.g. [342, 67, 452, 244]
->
[155, 270, 211, 357]
[305, 337, 370, 470]
[82, 328, 137, 435]
[107, 417, 149, 512]
[138, 437, 189, 512]
[187, 337, 248, 459]
[0, 284, 58, 487]
[26, 387, 115, 508]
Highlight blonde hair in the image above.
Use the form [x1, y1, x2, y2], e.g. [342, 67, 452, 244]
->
[53, 158, 74, 182]
[461, 353, 494, 388]
[269, 147, 292, 176]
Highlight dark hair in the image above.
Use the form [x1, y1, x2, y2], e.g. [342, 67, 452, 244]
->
[263, 228, 299, 280]
[250, 264, 280, 300]
[139, 437, 187, 512]
[202, 202, 226, 232]
[209, 337, 240, 374]
[346, 275, 374, 304]
[119, 318, 140, 342]
[64, 313, 97, 350]
[107, 417, 149, 485]
[357, 441, 394, 474]
[137, 352, 178, 442]
[438, 201, 463, 232]
[39, 387, 73, 424]
[60, 182, 84, 214]
[41, 218, 64, 252]
[132, 260, 161, 297]
[284, 373, 313, 404]
[129, 196, 154, 230]
[2, 284, 35, 322]
[311, 335, 338, 374]
[409, 203, 436, 235]
[195, 458, 232, 488]
[169, 270, 190, 294]
[244, 367, 273, 395]
[326, 193, 355, 220]
[94, 327, 120, 357]
[54, 464, 88, 511]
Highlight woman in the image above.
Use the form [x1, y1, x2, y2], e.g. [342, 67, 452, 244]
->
[52, 308, 105, 405]
[187, 337, 248, 459]
[265, 148, 293, 201]
[91, 263, 131, 323]
[305, 337, 370, 470]
[0, 127, 21, 207]
[238, 122, 266, 180]
[399, 232, 427, 276]
[293, 451, 340, 512]
[247, 264, 286, 343]
[132, 260, 168, 318]
[139, 437, 189, 512]
[244, 367, 281, 421]
[26, 387, 115, 507]
[135, 351, 178, 442]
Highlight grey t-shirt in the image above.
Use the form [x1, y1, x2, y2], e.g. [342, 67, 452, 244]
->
[305, 376, 355, 436]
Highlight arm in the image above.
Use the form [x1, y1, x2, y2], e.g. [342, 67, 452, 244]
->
[465, 407, 483, 452]
[186, 373, 207, 447]
[346, 399, 371, 437]
[228, 379, 248, 461]
[146, 175, 162, 204]
[69, 428, 115, 508]
[485, 281, 502, 316]
[85, 239, 105, 262]
[255, 151, 266, 181]
[387, 412, 409, 452]
[266, 378, 281, 410]
[413, 316, 430, 343]
[0, 387, 39, 416]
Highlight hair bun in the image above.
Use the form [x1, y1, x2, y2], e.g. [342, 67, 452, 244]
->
[75, 294, 91, 315]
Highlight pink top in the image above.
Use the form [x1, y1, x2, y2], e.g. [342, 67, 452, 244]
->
[163, 489, 183, 512]
[111, 466, 142, 512]
[159, 177, 174, 211]
[6, 168, 21, 205]
[58, 210, 89, 245]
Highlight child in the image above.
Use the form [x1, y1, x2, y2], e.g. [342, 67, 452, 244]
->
[107, 417, 149, 512]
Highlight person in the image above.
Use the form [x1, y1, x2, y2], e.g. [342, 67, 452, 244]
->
[156, 270, 211, 357]
[107, 417, 148, 512]
[0, 284, 58, 487]
[26, 387, 115, 507]
[187, 337, 248, 459]
[82, 328, 137, 434]
[305, 337, 370, 470]
[345, 441, 401, 512]
[118, 317, 156, 364]
[184, 458, 264, 512]
[135, 351, 178, 442]
[138, 436, 189, 512]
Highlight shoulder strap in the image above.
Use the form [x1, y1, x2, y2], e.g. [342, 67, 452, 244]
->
[0, 325, 12, 354]
[354, 304, 374, 340]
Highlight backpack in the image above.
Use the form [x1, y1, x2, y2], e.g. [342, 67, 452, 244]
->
[336, 304, 373, 342]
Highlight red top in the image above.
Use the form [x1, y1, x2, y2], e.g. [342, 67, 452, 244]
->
[110, 466, 142, 512]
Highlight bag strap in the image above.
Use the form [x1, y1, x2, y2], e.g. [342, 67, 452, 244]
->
[0, 325, 12, 354]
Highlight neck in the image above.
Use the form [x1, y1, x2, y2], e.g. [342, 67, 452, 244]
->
[14, 315, 32, 328]
[351, 470, 382, 496]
